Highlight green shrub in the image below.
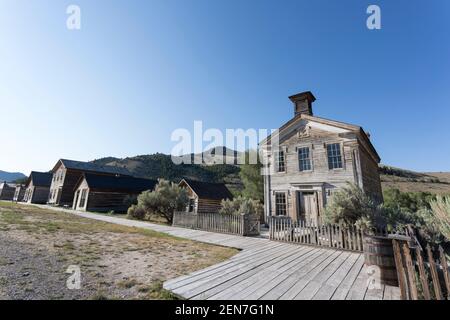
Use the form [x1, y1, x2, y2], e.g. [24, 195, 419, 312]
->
[135, 179, 189, 223]
[323, 183, 381, 228]
[127, 205, 146, 220]
[429, 195, 450, 241]
[220, 196, 263, 217]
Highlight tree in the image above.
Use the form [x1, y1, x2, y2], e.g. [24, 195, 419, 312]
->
[239, 150, 264, 203]
[128, 179, 189, 223]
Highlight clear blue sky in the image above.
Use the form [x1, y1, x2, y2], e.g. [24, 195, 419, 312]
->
[0, 0, 449, 174]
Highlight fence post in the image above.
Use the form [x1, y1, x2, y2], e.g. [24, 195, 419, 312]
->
[402, 242, 419, 300]
[427, 244, 443, 300]
[439, 246, 450, 299]
[416, 246, 431, 300]
[392, 239, 409, 300]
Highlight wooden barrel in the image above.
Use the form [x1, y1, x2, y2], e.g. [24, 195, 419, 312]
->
[363, 236, 399, 286]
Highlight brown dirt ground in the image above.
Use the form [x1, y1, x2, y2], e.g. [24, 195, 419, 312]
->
[0, 202, 237, 300]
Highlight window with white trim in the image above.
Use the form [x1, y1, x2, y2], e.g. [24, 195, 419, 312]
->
[298, 147, 312, 171]
[327, 143, 343, 169]
[275, 192, 287, 216]
[277, 150, 286, 172]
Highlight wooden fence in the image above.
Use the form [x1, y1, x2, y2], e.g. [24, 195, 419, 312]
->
[392, 237, 450, 300]
[173, 211, 260, 236]
[268, 217, 406, 252]
[269, 217, 365, 251]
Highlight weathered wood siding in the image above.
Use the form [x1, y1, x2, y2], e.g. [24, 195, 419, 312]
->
[0, 184, 15, 200]
[13, 186, 25, 202]
[264, 119, 382, 222]
[85, 191, 135, 213]
[197, 198, 223, 214]
[31, 186, 51, 204]
[358, 146, 383, 203]
[268, 127, 359, 219]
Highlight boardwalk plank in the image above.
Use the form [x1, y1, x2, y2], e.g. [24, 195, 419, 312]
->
[278, 250, 342, 300]
[330, 255, 364, 300]
[295, 252, 352, 300]
[312, 253, 360, 300]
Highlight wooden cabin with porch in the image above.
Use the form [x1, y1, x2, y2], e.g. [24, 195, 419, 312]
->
[73, 173, 157, 213]
[48, 159, 132, 207]
[0, 182, 16, 200]
[13, 184, 26, 202]
[260, 91, 382, 225]
[179, 179, 233, 214]
[23, 171, 52, 204]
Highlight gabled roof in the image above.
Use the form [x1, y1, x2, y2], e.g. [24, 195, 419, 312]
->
[180, 179, 233, 200]
[52, 159, 132, 176]
[27, 171, 52, 188]
[260, 113, 380, 163]
[75, 173, 157, 193]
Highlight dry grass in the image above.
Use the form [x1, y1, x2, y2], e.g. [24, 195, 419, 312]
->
[0, 201, 238, 300]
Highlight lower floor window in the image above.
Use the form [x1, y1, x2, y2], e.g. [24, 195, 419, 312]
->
[275, 192, 287, 216]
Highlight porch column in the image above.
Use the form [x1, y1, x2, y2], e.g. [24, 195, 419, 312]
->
[290, 190, 298, 221]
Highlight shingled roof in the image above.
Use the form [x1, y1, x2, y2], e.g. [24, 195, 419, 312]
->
[180, 179, 233, 200]
[27, 171, 52, 187]
[76, 173, 157, 193]
[52, 159, 132, 176]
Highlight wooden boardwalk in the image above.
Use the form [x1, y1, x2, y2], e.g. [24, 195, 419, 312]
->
[26, 204, 400, 300]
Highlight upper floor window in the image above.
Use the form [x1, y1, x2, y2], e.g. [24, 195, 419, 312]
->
[275, 192, 287, 216]
[327, 143, 343, 169]
[277, 150, 286, 172]
[298, 147, 312, 171]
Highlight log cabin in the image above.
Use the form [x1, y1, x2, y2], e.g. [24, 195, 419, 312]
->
[48, 159, 132, 207]
[13, 184, 26, 202]
[260, 91, 382, 225]
[73, 173, 157, 213]
[0, 182, 16, 201]
[23, 171, 52, 204]
[179, 179, 233, 214]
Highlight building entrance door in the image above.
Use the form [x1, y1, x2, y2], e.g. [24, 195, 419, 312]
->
[299, 191, 319, 225]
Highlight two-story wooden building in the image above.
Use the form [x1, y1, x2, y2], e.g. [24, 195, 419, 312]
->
[23, 171, 53, 204]
[73, 173, 157, 213]
[260, 91, 382, 224]
[48, 159, 132, 207]
[13, 184, 26, 202]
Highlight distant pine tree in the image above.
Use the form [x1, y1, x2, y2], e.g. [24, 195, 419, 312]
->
[239, 151, 264, 203]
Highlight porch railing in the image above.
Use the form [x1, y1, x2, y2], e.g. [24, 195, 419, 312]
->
[392, 236, 450, 300]
[173, 211, 260, 236]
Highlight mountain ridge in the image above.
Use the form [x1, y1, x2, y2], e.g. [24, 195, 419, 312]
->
[91, 149, 450, 195]
[0, 170, 27, 183]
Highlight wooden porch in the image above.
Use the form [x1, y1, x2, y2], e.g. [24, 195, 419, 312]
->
[164, 237, 401, 300]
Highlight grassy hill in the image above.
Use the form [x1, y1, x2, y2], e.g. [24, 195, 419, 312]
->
[380, 165, 450, 194]
[91, 152, 243, 194]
